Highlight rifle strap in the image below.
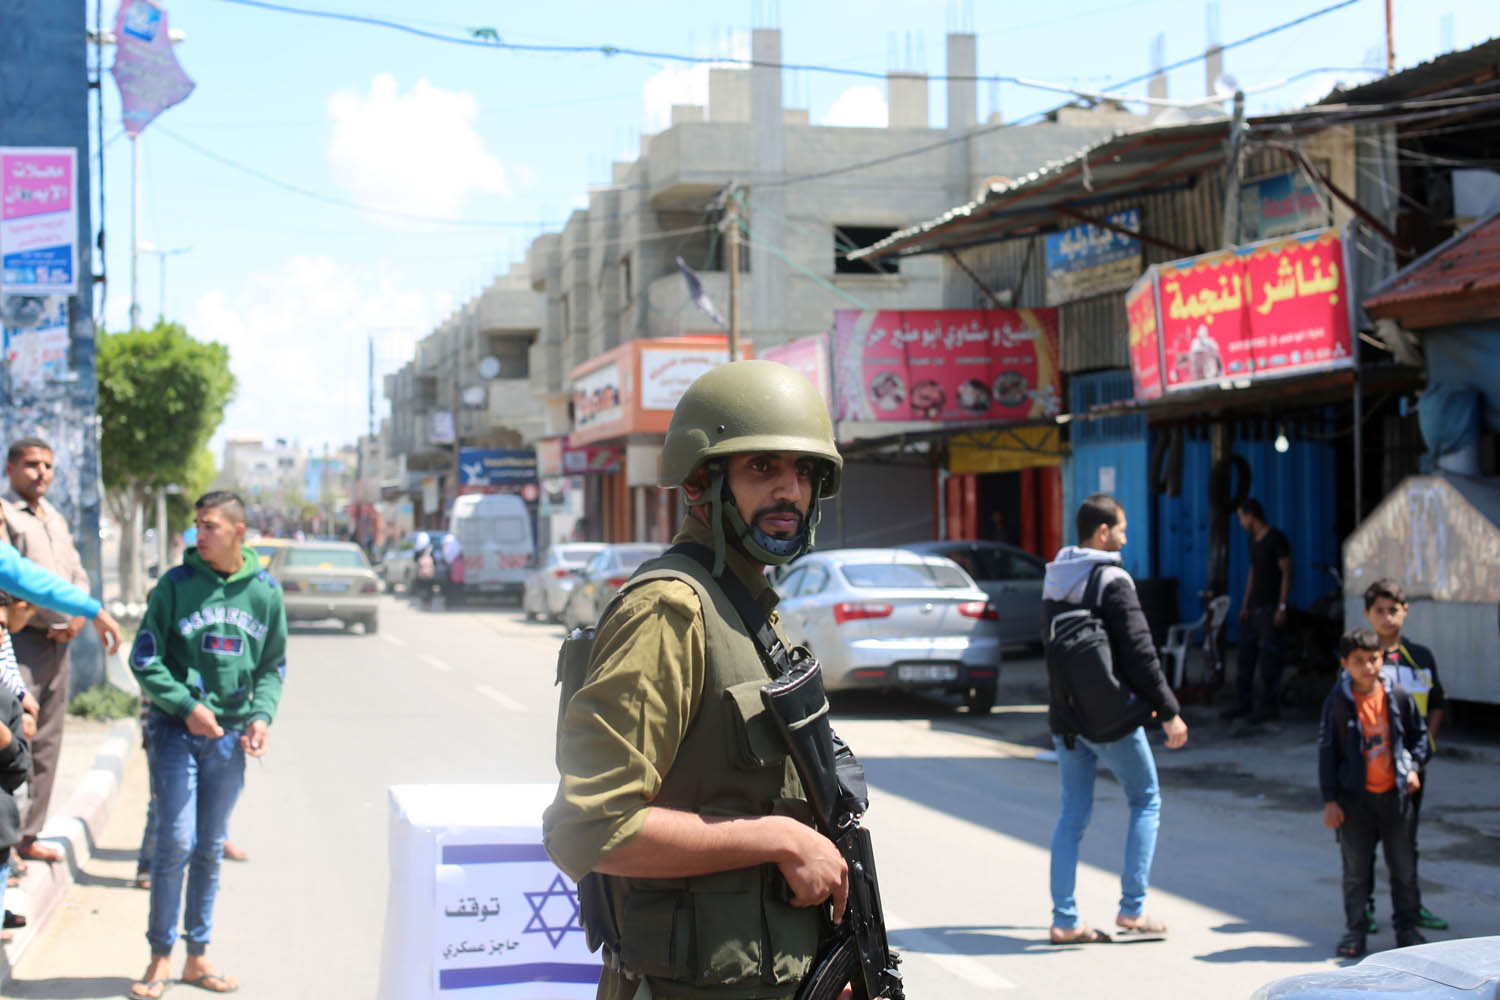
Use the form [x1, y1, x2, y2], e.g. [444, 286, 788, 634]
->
[666, 542, 794, 677]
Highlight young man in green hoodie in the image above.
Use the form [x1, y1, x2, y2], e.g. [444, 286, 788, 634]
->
[128, 492, 286, 998]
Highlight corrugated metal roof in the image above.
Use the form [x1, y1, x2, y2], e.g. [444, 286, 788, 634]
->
[1363, 209, 1500, 323]
[1324, 37, 1500, 105]
[851, 109, 1334, 262]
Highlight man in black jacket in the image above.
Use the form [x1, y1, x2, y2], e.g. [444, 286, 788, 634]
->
[1042, 494, 1187, 946]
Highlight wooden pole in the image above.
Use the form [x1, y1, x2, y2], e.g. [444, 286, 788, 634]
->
[726, 189, 741, 361]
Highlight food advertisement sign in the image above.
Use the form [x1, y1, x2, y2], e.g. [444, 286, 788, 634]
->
[1125, 274, 1164, 401]
[832, 309, 1062, 424]
[1044, 209, 1143, 305]
[1158, 229, 1351, 392]
[1, 147, 78, 296]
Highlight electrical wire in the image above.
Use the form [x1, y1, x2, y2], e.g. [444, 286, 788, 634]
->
[215, 0, 1361, 108]
[152, 124, 563, 229]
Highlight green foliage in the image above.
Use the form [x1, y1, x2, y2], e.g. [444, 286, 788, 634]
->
[67, 684, 140, 721]
[166, 446, 219, 532]
[97, 322, 237, 494]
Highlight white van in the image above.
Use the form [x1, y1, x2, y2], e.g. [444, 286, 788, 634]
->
[448, 493, 535, 600]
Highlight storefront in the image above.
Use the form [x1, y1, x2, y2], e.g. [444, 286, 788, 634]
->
[567, 336, 741, 542]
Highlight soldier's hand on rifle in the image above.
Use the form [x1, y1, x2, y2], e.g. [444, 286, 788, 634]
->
[779, 822, 849, 924]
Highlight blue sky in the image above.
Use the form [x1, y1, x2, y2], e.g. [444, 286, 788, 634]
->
[91, 0, 1500, 459]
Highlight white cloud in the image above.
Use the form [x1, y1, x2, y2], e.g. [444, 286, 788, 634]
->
[327, 74, 509, 219]
[641, 32, 751, 134]
[193, 255, 450, 456]
[823, 85, 888, 128]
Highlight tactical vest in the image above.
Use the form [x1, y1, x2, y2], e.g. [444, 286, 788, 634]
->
[601, 552, 821, 1000]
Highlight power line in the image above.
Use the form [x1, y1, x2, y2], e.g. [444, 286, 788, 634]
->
[216, 0, 1361, 105]
[153, 125, 563, 229]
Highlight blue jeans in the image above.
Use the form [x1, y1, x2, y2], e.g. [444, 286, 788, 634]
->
[1049, 726, 1162, 929]
[146, 711, 246, 956]
[137, 733, 158, 876]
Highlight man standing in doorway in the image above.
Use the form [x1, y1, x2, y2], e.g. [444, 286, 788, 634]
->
[1042, 494, 1188, 945]
[1, 438, 93, 866]
[1225, 498, 1293, 723]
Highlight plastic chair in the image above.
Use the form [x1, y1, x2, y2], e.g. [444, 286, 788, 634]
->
[1160, 595, 1231, 689]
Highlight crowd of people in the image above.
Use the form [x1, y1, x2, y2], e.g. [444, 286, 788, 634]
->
[0, 435, 285, 997]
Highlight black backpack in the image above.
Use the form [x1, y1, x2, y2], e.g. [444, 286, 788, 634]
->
[1045, 564, 1155, 745]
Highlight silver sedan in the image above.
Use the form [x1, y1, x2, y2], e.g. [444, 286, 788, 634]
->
[774, 548, 1002, 713]
[561, 543, 670, 630]
[522, 543, 606, 623]
[269, 542, 381, 633]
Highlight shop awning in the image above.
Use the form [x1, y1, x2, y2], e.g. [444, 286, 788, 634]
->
[1364, 209, 1500, 329]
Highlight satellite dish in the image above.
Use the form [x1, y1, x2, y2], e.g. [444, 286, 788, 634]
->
[1213, 73, 1241, 98]
[478, 356, 502, 380]
[462, 385, 487, 407]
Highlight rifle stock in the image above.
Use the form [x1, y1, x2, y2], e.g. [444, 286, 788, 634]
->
[762, 652, 905, 1000]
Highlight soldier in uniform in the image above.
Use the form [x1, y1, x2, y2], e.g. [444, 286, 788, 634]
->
[544, 360, 849, 1000]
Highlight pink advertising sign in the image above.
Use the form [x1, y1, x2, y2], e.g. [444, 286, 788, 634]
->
[1, 148, 78, 296]
[111, 0, 196, 138]
[832, 309, 1063, 424]
[761, 334, 831, 410]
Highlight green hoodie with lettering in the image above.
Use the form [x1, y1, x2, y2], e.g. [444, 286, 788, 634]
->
[130, 545, 287, 729]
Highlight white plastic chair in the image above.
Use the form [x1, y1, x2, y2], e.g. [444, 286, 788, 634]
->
[1160, 595, 1231, 689]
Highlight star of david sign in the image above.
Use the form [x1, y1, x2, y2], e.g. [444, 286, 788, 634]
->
[522, 874, 584, 948]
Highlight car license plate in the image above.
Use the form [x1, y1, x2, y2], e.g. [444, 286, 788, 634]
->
[896, 664, 958, 682]
[316, 582, 347, 593]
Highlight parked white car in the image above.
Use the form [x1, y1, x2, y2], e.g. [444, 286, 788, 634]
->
[774, 547, 1002, 713]
[522, 543, 606, 623]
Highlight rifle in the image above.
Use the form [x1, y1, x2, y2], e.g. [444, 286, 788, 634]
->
[761, 647, 905, 1000]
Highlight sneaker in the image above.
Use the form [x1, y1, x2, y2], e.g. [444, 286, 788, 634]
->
[1396, 928, 1428, 948]
[1416, 907, 1448, 930]
[1365, 905, 1379, 935]
[1335, 931, 1366, 958]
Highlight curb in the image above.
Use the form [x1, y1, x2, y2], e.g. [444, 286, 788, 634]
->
[1, 718, 139, 982]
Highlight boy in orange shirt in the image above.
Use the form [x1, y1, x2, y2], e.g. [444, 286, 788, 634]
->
[1318, 627, 1428, 959]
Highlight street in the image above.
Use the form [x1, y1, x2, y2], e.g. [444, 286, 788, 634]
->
[8, 594, 1499, 999]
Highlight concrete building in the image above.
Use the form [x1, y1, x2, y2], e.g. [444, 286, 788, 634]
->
[218, 433, 306, 509]
[517, 29, 1136, 544]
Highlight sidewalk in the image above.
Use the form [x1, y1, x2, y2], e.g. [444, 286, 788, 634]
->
[0, 713, 140, 989]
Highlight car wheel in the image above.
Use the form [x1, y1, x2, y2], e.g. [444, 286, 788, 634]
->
[364, 616, 379, 635]
[966, 679, 997, 715]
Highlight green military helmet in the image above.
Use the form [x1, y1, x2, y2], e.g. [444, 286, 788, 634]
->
[659, 359, 842, 497]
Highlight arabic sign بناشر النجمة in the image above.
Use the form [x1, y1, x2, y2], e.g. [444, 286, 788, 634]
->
[832, 308, 1062, 425]
[1155, 228, 1351, 393]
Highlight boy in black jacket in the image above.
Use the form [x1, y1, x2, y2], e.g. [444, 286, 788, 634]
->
[0, 685, 31, 940]
[1319, 627, 1428, 959]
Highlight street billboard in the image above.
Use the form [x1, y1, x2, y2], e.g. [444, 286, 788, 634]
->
[568, 336, 751, 446]
[831, 308, 1062, 425]
[1125, 273, 1165, 402]
[1, 147, 78, 297]
[1043, 208, 1143, 305]
[459, 449, 538, 487]
[1156, 229, 1351, 392]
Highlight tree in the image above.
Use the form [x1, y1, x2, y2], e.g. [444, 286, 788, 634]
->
[97, 322, 236, 603]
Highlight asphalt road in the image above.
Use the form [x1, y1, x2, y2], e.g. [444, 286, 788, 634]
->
[8, 594, 1499, 998]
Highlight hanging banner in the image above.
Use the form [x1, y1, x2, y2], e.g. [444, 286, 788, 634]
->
[1043, 208, 1143, 305]
[1, 147, 78, 297]
[111, 0, 196, 138]
[1154, 228, 1351, 393]
[832, 309, 1062, 424]
[1124, 274, 1164, 402]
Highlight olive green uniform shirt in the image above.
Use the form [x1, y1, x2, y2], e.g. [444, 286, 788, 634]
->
[543, 518, 790, 1000]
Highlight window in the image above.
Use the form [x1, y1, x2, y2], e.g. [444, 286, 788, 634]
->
[839, 562, 968, 590]
[834, 225, 900, 275]
[620, 254, 633, 304]
[284, 547, 369, 569]
[776, 568, 806, 598]
[797, 566, 830, 596]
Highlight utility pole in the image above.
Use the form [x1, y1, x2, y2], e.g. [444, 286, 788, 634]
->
[130, 136, 140, 329]
[725, 187, 741, 361]
[1385, 0, 1394, 74]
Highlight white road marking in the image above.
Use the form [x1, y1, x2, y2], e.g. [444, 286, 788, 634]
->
[380, 634, 406, 648]
[884, 909, 1017, 990]
[420, 654, 453, 672]
[474, 683, 525, 712]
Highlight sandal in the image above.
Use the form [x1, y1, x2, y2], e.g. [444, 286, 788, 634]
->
[1049, 923, 1112, 944]
[129, 979, 169, 999]
[182, 971, 239, 993]
[134, 872, 152, 890]
[1335, 931, 1366, 959]
[1115, 915, 1167, 939]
